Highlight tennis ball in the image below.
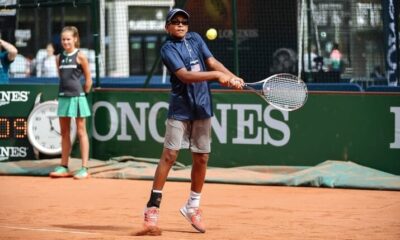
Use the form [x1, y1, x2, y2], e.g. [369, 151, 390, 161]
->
[206, 28, 218, 40]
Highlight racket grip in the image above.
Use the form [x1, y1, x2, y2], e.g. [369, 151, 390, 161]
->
[227, 78, 243, 89]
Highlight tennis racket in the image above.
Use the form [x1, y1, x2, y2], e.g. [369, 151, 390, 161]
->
[244, 73, 308, 111]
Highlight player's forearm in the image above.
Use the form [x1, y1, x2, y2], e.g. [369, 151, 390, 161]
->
[176, 69, 222, 83]
[0, 39, 18, 60]
[79, 53, 92, 93]
[83, 75, 92, 93]
[207, 58, 237, 78]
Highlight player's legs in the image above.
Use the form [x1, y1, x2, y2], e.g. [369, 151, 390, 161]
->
[149, 119, 186, 198]
[50, 117, 72, 178]
[190, 152, 209, 193]
[59, 117, 72, 166]
[152, 147, 179, 190]
[75, 117, 89, 167]
[142, 147, 179, 231]
[189, 118, 211, 193]
[142, 119, 186, 231]
[180, 118, 211, 233]
[73, 117, 90, 179]
[179, 152, 208, 232]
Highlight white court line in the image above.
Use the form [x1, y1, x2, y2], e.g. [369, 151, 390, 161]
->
[0, 225, 98, 235]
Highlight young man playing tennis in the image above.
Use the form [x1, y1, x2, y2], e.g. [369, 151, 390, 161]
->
[140, 8, 244, 235]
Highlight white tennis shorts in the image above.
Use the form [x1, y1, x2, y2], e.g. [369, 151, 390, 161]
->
[163, 118, 211, 153]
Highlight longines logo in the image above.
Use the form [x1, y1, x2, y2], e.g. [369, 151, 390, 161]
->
[0, 91, 30, 107]
[0, 147, 28, 161]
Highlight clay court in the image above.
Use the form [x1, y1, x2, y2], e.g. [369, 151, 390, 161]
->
[0, 176, 399, 240]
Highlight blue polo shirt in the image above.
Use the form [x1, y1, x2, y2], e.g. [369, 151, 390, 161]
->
[0, 51, 13, 84]
[161, 32, 214, 120]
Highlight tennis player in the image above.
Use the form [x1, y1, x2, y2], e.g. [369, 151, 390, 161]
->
[141, 8, 244, 234]
[49, 26, 92, 180]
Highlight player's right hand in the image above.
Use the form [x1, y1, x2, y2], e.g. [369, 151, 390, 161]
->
[217, 73, 243, 90]
[217, 73, 233, 88]
[230, 77, 244, 90]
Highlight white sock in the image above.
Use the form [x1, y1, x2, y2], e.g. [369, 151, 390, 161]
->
[186, 191, 201, 208]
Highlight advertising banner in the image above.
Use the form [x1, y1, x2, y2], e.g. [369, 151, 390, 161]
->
[1, 85, 399, 174]
[92, 89, 400, 175]
[382, 0, 400, 86]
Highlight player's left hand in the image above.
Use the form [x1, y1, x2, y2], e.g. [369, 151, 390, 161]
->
[229, 77, 244, 90]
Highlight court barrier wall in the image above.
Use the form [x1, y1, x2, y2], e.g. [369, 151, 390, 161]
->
[1, 84, 399, 175]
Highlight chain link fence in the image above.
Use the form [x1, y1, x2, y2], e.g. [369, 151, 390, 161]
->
[0, 0, 398, 87]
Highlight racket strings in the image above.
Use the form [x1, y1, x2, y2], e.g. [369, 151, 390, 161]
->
[262, 75, 307, 110]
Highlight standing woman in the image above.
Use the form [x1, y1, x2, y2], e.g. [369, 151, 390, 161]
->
[49, 26, 92, 180]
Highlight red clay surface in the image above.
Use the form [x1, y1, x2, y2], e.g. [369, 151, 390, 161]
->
[0, 176, 399, 240]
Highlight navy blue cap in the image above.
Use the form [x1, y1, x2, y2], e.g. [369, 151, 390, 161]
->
[166, 8, 190, 23]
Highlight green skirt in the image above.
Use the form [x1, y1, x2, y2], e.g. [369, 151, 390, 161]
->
[57, 96, 91, 117]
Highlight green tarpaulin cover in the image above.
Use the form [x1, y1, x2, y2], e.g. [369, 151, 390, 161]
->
[1, 158, 399, 190]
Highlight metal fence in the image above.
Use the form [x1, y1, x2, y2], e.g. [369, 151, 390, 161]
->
[0, 0, 398, 87]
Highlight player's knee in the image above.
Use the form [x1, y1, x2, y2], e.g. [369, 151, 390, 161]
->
[194, 153, 209, 165]
[163, 156, 176, 166]
[162, 149, 178, 166]
[61, 132, 70, 141]
[76, 128, 87, 139]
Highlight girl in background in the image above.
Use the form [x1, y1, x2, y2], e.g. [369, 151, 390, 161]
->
[49, 26, 92, 180]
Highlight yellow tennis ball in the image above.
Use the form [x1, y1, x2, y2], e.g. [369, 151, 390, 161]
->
[206, 28, 218, 40]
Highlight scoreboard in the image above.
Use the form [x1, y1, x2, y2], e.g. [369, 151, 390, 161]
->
[0, 117, 33, 160]
[0, 85, 58, 161]
[0, 117, 27, 139]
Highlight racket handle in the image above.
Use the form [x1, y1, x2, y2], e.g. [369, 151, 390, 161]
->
[229, 78, 245, 89]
